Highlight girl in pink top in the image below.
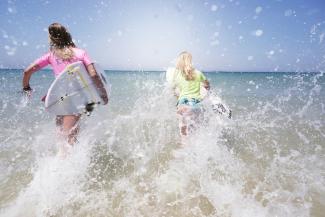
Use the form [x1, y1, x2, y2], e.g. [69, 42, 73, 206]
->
[22, 23, 108, 146]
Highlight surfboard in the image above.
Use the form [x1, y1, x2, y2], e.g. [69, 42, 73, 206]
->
[166, 67, 231, 118]
[44, 61, 110, 115]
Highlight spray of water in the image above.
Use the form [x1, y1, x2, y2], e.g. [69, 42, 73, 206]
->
[0, 71, 324, 217]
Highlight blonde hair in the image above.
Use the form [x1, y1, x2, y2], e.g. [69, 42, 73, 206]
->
[52, 47, 74, 60]
[176, 51, 195, 80]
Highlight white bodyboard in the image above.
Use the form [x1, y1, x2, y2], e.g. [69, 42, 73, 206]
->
[45, 61, 109, 115]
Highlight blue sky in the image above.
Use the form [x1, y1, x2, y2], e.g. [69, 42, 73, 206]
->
[0, 0, 324, 71]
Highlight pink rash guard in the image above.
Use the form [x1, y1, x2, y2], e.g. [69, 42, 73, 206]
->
[33, 47, 93, 77]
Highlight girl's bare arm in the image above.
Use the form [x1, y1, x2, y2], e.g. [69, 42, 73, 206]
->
[86, 64, 109, 105]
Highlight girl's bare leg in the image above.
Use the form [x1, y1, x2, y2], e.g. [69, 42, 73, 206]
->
[56, 115, 80, 145]
[177, 106, 191, 136]
[62, 115, 81, 145]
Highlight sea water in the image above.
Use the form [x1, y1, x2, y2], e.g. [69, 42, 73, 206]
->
[0, 69, 324, 217]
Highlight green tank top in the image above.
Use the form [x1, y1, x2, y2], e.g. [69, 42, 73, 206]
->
[173, 69, 206, 100]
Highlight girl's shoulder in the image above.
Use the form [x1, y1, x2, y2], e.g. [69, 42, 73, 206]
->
[193, 69, 206, 81]
[174, 68, 182, 77]
[71, 47, 89, 58]
[193, 69, 203, 76]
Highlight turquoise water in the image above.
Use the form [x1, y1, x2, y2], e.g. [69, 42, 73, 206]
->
[0, 69, 324, 217]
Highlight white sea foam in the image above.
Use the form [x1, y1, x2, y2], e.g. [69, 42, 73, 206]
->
[0, 70, 324, 216]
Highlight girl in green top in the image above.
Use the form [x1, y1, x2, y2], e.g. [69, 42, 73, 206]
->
[173, 51, 210, 136]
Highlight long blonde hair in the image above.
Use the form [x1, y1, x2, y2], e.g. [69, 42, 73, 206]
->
[176, 51, 195, 80]
[48, 23, 75, 60]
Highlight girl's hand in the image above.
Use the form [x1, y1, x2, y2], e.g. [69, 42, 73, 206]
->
[22, 85, 33, 97]
[203, 80, 210, 90]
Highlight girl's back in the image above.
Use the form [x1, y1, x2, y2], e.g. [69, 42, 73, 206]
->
[174, 69, 206, 100]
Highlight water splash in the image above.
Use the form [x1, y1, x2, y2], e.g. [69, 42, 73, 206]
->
[0, 70, 324, 217]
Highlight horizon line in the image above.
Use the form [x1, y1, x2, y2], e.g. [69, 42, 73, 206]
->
[0, 67, 320, 74]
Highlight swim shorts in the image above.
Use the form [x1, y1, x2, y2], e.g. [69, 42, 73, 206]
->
[177, 98, 201, 107]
